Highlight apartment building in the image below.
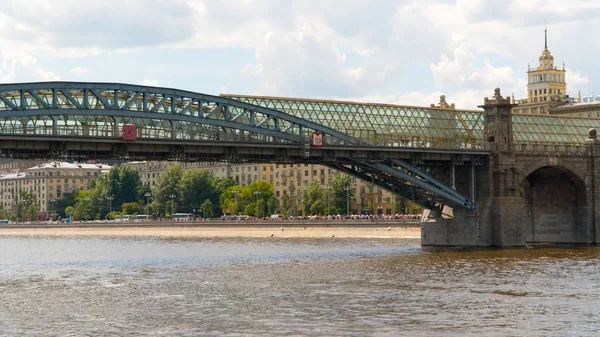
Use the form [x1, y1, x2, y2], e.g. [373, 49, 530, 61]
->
[0, 162, 111, 216]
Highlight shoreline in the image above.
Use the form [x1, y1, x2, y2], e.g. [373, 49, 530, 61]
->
[0, 222, 421, 238]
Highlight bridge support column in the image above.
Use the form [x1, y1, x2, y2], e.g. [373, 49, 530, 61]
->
[422, 88, 522, 247]
[585, 129, 600, 244]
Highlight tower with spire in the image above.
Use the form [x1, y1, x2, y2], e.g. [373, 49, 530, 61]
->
[512, 25, 574, 115]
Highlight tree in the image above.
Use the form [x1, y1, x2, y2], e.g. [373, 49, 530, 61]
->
[180, 169, 215, 212]
[310, 199, 326, 216]
[280, 194, 293, 217]
[152, 164, 183, 215]
[267, 196, 277, 215]
[121, 202, 140, 215]
[17, 190, 38, 221]
[255, 199, 266, 218]
[64, 206, 74, 221]
[220, 185, 244, 215]
[200, 199, 214, 218]
[106, 164, 144, 207]
[330, 174, 353, 214]
[302, 180, 325, 215]
[219, 181, 275, 216]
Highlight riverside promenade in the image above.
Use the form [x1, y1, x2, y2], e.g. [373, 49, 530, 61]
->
[0, 220, 421, 238]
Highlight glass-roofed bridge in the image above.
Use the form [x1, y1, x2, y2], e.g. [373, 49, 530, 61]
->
[0, 82, 597, 212]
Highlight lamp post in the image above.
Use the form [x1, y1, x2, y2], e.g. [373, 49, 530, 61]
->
[344, 187, 351, 215]
[326, 186, 332, 217]
[254, 190, 260, 202]
[232, 190, 238, 215]
[145, 192, 151, 220]
[50, 199, 56, 221]
[108, 195, 114, 218]
[169, 193, 176, 215]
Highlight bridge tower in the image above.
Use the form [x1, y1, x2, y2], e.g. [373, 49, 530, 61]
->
[479, 88, 525, 246]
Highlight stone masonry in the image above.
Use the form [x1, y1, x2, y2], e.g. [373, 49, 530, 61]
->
[422, 88, 600, 246]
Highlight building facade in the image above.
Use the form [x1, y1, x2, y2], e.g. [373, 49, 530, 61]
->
[127, 160, 400, 216]
[0, 162, 111, 218]
[512, 28, 576, 115]
[511, 28, 600, 117]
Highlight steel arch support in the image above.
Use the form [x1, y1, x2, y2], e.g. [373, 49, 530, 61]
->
[358, 160, 477, 210]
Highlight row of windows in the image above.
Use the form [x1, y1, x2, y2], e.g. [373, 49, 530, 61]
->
[529, 73, 564, 84]
[532, 88, 561, 96]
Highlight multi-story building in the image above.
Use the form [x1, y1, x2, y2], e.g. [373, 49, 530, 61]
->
[511, 28, 600, 117]
[512, 28, 576, 115]
[0, 162, 111, 217]
[128, 160, 399, 216]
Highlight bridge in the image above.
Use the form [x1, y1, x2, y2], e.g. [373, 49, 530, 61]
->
[1, 82, 599, 246]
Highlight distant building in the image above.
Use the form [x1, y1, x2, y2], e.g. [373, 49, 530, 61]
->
[0, 162, 111, 217]
[127, 160, 399, 216]
[511, 28, 600, 117]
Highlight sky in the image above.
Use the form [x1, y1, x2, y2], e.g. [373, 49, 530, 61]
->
[0, 0, 598, 110]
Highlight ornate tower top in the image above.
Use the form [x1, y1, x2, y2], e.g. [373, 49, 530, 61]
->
[481, 88, 514, 106]
[538, 27, 555, 70]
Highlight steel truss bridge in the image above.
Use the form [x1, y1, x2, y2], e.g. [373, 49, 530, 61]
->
[0, 82, 597, 212]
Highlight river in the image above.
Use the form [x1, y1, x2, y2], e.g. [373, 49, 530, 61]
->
[1, 236, 599, 336]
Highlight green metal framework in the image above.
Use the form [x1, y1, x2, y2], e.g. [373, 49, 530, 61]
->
[225, 94, 600, 146]
[0, 82, 356, 146]
[224, 94, 486, 149]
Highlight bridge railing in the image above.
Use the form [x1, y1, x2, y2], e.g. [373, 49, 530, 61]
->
[513, 143, 590, 155]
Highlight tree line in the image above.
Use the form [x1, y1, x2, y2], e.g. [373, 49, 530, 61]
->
[4, 163, 418, 221]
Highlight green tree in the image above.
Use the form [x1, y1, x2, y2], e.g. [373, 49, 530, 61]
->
[17, 190, 38, 221]
[220, 185, 244, 215]
[255, 199, 266, 218]
[330, 174, 353, 214]
[106, 164, 144, 207]
[394, 197, 406, 214]
[200, 199, 214, 218]
[280, 194, 293, 217]
[267, 196, 277, 215]
[152, 164, 183, 215]
[310, 199, 327, 216]
[64, 206, 75, 221]
[302, 180, 325, 215]
[180, 169, 215, 212]
[121, 202, 140, 215]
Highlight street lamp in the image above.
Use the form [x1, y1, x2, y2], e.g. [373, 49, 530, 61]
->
[50, 199, 56, 221]
[254, 190, 260, 202]
[232, 190, 239, 215]
[169, 193, 176, 215]
[145, 192, 151, 220]
[326, 186, 332, 217]
[344, 187, 352, 215]
[108, 195, 114, 217]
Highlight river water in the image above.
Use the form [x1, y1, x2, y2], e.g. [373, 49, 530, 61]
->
[1, 236, 600, 336]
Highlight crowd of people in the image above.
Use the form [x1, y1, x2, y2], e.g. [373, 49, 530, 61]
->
[219, 213, 422, 221]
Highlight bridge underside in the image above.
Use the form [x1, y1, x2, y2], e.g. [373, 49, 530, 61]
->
[0, 81, 483, 212]
[0, 135, 482, 211]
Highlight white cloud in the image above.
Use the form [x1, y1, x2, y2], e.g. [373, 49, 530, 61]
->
[70, 66, 88, 75]
[0, 0, 595, 111]
[0, 50, 59, 82]
[141, 79, 160, 87]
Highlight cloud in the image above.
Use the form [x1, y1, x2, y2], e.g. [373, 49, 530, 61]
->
[0, 50, 60, 82]
[141, 79, 160, 87]
[2, 0, 196, 51]
[70, 66, 88, 75]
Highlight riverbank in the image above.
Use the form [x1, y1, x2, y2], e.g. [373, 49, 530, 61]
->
[0, 221, 421, 238]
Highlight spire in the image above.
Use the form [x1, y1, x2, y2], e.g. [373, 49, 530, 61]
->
[544, 21, 548, 50]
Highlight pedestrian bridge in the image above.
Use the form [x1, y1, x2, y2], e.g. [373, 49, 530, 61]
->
[0, 82, 599, 236]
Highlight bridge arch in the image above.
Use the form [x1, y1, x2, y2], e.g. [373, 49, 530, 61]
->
[521, 165, 588, 243]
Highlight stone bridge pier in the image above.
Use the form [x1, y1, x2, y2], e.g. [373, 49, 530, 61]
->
[422, 88, 600, 247]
